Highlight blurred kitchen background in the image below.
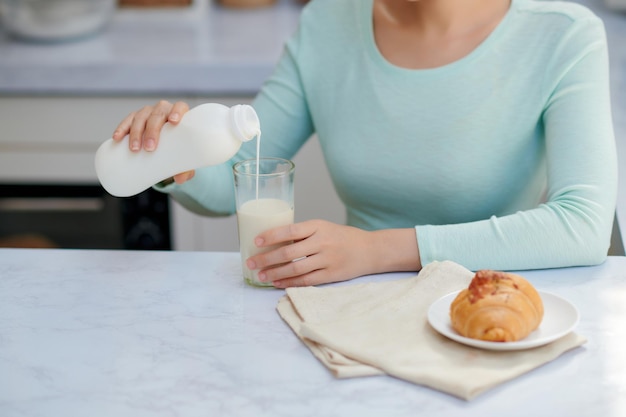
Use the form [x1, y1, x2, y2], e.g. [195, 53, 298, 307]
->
[0, 0, 624, 255]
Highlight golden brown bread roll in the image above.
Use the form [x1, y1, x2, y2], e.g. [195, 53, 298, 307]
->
[449, 270, 544, 342]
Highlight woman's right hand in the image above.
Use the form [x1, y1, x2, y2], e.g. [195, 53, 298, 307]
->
[112, 100, 195, 184]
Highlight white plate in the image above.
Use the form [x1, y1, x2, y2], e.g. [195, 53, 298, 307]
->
[427, 290, 579, 351]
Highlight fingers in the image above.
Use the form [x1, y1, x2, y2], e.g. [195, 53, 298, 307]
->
[169, 101, 189, 124]
[247, 223, 314, 266]
[245, 220, 372, 288]
[126, 105, 154, 151]
[112, 100, 191, 153]
[259, 243, 317, 278]
[255, 222, 313, 248]
[250, 249, 324, 288]
[143, 100, 174, 152]
[246, 239, 309, 273]
[271, 268, 330, 289]
[246, 221, 324, 286]
[112, 111, 136, 142]
[173, 170, 195, 184]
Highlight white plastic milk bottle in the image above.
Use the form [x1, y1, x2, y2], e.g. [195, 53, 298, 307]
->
[95, 103, 260, 197]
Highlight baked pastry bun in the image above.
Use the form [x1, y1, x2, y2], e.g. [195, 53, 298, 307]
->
[449, 270, 544, 342]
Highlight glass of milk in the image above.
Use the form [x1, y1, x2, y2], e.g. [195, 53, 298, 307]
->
[233, 157, 295, 287]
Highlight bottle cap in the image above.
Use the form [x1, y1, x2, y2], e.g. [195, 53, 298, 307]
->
[230, 104, 260, 142]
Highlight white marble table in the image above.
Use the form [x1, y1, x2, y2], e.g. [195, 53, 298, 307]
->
[0, 249, 625, 417]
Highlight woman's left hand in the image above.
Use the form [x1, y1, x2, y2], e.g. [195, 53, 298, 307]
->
[245, 220, 421, 288]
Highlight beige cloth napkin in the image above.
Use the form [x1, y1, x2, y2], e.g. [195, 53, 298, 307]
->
[277, 260, 586, 400]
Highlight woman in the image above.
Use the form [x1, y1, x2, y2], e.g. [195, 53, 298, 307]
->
[112, 0, 617, 287]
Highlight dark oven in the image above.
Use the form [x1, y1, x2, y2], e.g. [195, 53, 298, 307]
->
[0, 184, 171, 250]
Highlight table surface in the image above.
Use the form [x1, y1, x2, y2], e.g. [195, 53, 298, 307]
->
[0, 249, 625, 417]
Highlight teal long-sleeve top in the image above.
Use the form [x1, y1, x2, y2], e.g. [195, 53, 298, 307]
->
[165, 0, 617, 271]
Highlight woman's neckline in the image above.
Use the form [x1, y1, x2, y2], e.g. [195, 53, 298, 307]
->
[363, 0, 516, 74]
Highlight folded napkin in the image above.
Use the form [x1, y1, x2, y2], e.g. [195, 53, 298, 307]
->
[277, 260, 586, 400]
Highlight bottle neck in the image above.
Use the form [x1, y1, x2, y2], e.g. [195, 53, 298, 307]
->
[229, 105, 260, 142]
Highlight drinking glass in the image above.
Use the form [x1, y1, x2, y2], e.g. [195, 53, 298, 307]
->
[233, 157, 295, 287]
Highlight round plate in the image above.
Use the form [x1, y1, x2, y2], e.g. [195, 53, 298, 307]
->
[427, 290, 579, 351]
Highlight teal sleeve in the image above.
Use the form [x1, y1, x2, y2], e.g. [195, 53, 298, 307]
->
[417, 17, 617, 271]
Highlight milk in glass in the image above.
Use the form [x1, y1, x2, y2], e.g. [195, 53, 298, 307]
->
[237, 198, 294, 286]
